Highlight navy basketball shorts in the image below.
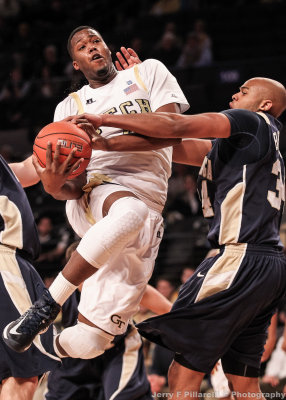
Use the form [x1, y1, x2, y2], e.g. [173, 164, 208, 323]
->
[0, 247, 59, 382]
[46, 326, 152, 400]
[137, 243, 286, 377]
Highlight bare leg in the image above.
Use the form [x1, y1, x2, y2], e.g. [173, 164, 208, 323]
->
[0, 377, 37, 400]
[226, 374, 264, 400]
[60, 250, 97, 285]
[168, 360, 205, 399]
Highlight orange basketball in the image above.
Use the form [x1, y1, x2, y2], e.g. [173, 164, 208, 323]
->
[33, 121, 92, 178]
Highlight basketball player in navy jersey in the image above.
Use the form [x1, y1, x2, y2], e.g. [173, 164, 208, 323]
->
[65, 77, 286, 398]
[0, 155, 60, 400]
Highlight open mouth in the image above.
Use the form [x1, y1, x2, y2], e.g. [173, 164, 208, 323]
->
[91, 54, 103, 62]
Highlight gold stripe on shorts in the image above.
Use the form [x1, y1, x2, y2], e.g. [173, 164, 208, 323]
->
[195, 243, 247, 303]
[109, 326, 141, 400]
[82, 173, 112, 225]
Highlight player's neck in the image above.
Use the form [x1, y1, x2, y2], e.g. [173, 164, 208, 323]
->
[88, 68, 118, 89]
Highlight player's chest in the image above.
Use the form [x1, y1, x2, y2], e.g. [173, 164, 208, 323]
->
[81, 80, 151, 116]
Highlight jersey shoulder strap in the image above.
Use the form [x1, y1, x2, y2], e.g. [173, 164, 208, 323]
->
[69, 92, 84, 114]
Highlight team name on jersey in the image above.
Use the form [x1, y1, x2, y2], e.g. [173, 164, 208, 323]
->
[96, 99, 152, 136]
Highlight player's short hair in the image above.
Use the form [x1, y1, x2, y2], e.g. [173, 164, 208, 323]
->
[67, 25, 96, 58]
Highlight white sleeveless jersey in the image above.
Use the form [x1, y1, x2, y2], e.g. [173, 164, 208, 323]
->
[54, 59, 189, 212]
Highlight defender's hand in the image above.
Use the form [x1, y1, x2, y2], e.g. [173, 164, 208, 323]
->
[115, 47, 141, 70]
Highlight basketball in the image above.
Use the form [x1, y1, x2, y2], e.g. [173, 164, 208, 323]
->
[33, 121, 92, 178]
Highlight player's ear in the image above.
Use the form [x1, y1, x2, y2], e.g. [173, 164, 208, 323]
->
[73, 60, 80, 71]
[259, 99, 273, 113]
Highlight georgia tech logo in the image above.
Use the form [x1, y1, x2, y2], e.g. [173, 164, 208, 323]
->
[111, 314, 125, 328]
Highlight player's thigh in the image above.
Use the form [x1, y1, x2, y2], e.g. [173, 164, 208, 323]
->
[66, 183, 136, 237]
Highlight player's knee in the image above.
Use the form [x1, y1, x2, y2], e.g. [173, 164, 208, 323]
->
[55, 322, 114, 359]
[77, 197, 149, 267]
[109, 196, 149, 233]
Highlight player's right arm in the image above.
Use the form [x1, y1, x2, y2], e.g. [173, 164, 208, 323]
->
[9, 156, 40, 187]
[140, 284, 172, 315]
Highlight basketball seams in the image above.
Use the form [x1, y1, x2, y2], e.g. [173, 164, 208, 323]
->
[36, 131, 90, 143]
[33, 121, 92, 178]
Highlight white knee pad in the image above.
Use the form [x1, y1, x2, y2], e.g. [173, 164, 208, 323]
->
[77, 197, 149, 268]
[55, 322, 114, 359]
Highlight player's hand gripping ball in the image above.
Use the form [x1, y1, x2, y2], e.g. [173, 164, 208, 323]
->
[33, 121, 92, 178]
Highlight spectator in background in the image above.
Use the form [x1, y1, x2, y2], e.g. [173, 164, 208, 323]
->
[155, 275, 179, 303]
[35, 215, 71, 283]
[180, 266, 196, 284]
[150, 0, 181, 15]
[177, 19, 212, 68]
[167, 173, 202, 222]
[35, 44, 63, 79]
[0, 0, 20, 19]
[151, 31, 181, 68]
[0, 65, 31, 128]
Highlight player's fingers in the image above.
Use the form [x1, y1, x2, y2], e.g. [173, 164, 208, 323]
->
[127, 48, 140, 60]
[74, 118, 89, 125]
[45, 142, 53, 167]
[70, 158, 84, 175]
[63, 116, 73, 122]
[53, 142, 62, 167]
[120, 46, 130, 60]
[62, 147, 77, 171]
[115, 60, 123, 71]
[116, 52, 127, 68]
[32, 155, 44, 175]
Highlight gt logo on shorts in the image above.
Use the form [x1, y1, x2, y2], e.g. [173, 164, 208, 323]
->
[111, 314, 125, 328]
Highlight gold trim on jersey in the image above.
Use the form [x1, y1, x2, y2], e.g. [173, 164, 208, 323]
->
[69, 92, 85, 114]
[256, 111, 270, 125]
[82, 173, 113, 225]
[0, 195, 23, 249]
[134, 65, 148, 92]
[195, 243, 247, 302]
[0, 246, 32, 314]
[219, 165, 246, 245]
[109, 325, 141, 400]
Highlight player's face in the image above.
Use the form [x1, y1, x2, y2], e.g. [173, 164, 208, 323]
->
[71, 29, 114, 83]
[229, 80, 264, 112]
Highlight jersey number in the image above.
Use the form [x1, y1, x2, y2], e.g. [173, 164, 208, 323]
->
[199, 157, 214, 218]
[267, 159, 285, 210]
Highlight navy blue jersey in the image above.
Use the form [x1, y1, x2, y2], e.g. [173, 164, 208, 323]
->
[0, 155, 40, 259]
[197, 109, 285, 249]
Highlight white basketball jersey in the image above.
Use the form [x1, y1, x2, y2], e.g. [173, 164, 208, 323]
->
[54, 59, 189, 212]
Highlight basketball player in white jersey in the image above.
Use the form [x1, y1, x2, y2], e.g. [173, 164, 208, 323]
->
[3, 26, 189, 361]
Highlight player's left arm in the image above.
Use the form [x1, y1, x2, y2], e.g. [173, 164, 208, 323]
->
[140, 284, 172, 315]
[9, 155, 40, 187]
